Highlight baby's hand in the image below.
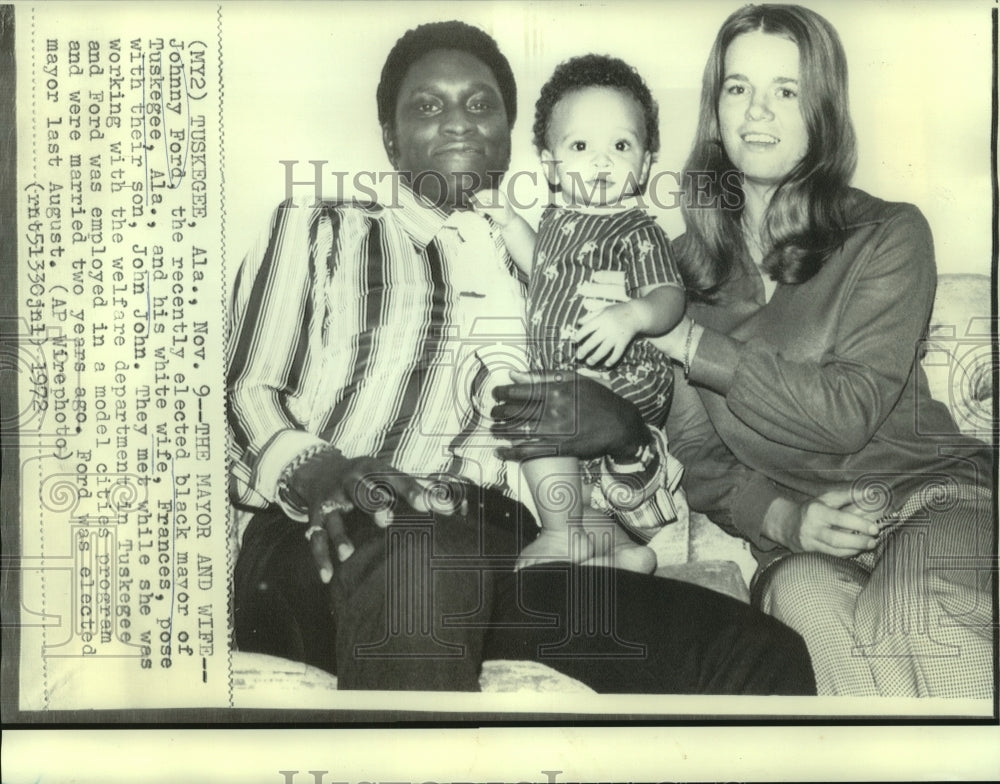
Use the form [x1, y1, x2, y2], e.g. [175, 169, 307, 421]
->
[575, 303, 641, 368]
[470, 189, 514, 227]
[472, 190, 536, 274]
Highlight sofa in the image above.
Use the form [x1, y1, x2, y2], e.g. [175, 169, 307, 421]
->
[231, 273, 994, 703]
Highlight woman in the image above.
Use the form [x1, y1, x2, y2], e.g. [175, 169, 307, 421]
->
[497, 4, 994, 697]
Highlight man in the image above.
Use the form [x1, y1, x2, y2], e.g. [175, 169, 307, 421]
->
[228, 20, 815, 694]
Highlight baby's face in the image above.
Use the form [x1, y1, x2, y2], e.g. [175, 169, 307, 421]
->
[541, 86, 651, 208]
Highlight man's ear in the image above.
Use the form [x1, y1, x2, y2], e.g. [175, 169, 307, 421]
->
[540, 150, 560, 190]
[639, 150, 652, 188]
[382, 123, 398, 167]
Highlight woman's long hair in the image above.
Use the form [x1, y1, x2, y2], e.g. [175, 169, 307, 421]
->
[678, 4, 858, 299]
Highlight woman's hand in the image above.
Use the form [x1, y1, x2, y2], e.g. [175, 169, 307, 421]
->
[490, 370, 650, 462]
[285, 449, 461, 582]
[764, 489, 881, 557]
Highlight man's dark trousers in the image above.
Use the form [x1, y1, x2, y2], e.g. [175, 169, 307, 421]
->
[233, 484, 816, 694]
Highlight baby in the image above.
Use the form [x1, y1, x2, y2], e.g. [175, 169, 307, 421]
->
[476, 54, 686, 572]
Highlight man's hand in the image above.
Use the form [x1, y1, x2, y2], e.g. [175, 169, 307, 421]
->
[764, 489, 880, 557]
[575, 303, 640, 368]
[285, 449, 462, 583]
[491, 370, 650, 462]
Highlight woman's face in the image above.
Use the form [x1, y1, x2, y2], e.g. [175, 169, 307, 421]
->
[718, 30, 808, 192]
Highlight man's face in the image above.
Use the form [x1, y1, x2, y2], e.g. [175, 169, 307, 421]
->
[386, 48, 512, 210]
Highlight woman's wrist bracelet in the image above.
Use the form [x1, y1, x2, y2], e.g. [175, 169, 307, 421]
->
[682, 318, 695, 380]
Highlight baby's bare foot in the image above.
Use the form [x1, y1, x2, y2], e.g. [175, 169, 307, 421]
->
[515, 528, 595, 570]
[584, 543, 657, 574]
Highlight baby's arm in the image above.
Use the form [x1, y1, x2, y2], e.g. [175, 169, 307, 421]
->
[497, 214, 536, 275]
[576, 284, 685, 368]
[471, 190, 536, 274]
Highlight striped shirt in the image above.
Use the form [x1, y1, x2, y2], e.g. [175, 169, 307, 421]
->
[227, 185, 528, 521]
[527, 205, 682, 427]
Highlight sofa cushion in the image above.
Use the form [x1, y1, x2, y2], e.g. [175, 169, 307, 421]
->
[655, 559, 751, 603]
[230, 650, 595, 702]
[921, 273, 993, 439]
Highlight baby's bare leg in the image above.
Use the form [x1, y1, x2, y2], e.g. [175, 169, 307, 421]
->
[518, 456, 592, 569]
[565, 370, 657, 574]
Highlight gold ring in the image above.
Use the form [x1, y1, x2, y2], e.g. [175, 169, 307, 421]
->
[304, 524, 324, 542]
[319, 500, 351, 515]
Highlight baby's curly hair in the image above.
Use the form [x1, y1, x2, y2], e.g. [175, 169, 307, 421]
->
[532, 54, 659, 156]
